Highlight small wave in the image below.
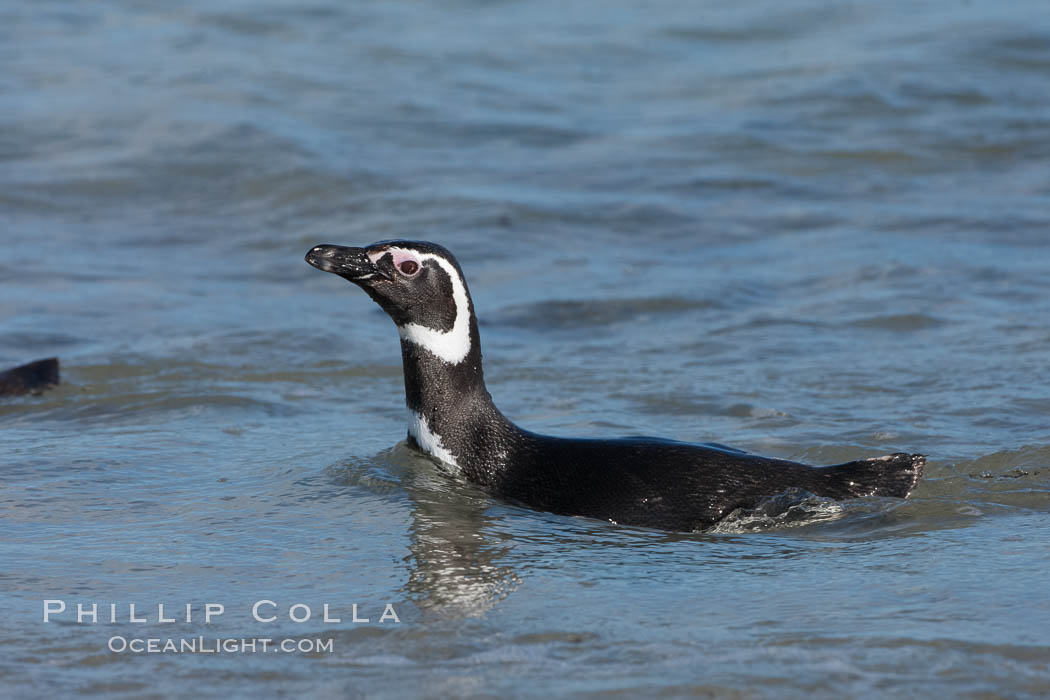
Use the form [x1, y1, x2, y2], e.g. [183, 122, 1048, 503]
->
[421, 119, 590, 149]
[0, 332, 85, 355]
[194, 12, 293, 38]
[960, 445, 1050, 481]
[849, 313, 948, 331]
[908, 446, 1050, 518]
[491, 296, 717, 330]
[321, 456, 405, 498]
[662, 6, 853, 44]
[705, 489, 846, 534]
[976, 31, 1050, 72]
[621, 392, 790, 420]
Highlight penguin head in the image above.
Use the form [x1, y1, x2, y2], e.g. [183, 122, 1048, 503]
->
[306, 240, 475, 364]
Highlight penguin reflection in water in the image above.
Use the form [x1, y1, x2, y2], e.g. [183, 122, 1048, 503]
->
[306, 241, 923, 532]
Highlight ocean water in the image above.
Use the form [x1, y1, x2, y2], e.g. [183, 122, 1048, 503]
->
[3, 0, 1050, 697]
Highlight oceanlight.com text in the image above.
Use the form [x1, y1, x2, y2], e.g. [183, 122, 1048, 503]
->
[108, 636, 335, 654]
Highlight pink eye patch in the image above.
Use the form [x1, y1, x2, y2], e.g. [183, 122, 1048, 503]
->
[369, 248, 421, 274]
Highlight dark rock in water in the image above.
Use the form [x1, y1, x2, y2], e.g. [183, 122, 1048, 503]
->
[0, 357, 60, 396]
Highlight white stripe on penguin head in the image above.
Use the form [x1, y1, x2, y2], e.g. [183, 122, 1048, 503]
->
[369, 248, 472, 365]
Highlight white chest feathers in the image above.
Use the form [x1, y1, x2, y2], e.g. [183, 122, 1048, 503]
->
[408, 411, 460, 470]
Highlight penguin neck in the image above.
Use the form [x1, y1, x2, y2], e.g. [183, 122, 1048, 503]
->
[397, 315, 499, 431]
[389, 266, 521, 479]
[396, 313, 523, 483]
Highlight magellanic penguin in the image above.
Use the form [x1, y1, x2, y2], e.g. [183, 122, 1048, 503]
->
[305, 241, 924, 532]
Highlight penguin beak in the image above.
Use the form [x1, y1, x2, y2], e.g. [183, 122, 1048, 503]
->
[305, 245, 389, 282]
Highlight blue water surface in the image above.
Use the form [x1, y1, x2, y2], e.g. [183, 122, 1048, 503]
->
[2, 0, 1050, 697]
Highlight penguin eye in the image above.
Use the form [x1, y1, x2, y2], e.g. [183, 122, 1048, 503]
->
[398, 260, 419, 276]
